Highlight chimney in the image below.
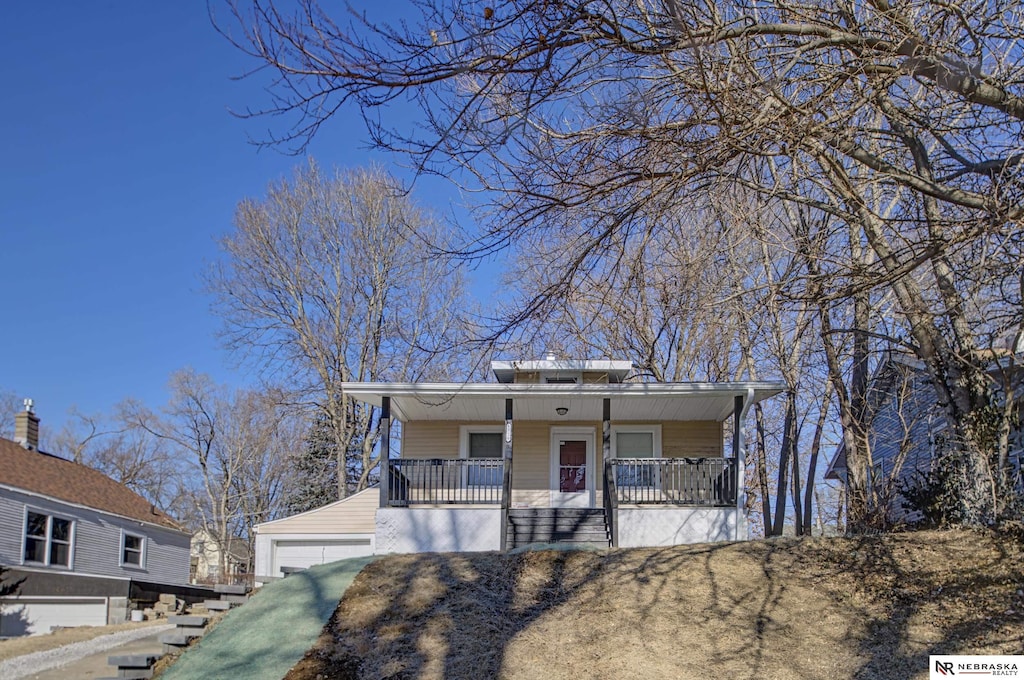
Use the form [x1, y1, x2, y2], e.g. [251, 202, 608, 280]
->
[14, 398, 40, 450]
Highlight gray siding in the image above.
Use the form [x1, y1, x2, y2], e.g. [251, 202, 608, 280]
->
[0, 487, 190, 586]
[867, 368, 940, 487]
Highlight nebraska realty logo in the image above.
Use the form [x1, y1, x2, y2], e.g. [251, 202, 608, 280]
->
[931, 655, 1024, 678]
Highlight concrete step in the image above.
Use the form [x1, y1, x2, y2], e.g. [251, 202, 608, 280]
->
[203, 599, 234, 611]
[219, 593, 249, 604]
[107, 654, 160, 669]
[214, 583, 248, 595]
[159, 631, 201, 647]
[167, 614, 209, 627]
[100, 669, 153, 680]
[105, 653, 158, 679]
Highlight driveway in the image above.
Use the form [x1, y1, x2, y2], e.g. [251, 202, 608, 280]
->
[1, 625, 172, 680]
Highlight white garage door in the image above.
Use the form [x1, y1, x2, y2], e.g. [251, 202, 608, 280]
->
[273, 539, 372, 575]
[0, 598, 107, 636]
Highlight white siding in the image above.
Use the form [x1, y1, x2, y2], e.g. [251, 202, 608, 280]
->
[256, 488, 378, 535]
[0, 487, 190, 585]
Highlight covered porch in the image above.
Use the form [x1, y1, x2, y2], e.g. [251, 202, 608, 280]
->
[343, 381, 784, 553]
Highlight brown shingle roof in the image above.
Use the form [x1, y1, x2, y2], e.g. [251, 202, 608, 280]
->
[0, 437, 185, 532]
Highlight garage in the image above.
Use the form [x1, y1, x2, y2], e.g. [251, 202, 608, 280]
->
[0, 598, 107, 636]
[272, 539, 373, 573]
[253, 487, 378, 583]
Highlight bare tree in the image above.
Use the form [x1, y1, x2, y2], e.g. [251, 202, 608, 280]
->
[0, 388, 20, 439]
[222, 0, 1024, 526]
[50, 404, 181, 510]
[51, 408, 118, 464]
[505, 190, 840, 536]
[128, 370, 296, 579]
[207, 161, 473, 498]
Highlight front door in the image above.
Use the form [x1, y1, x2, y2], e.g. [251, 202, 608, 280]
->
[550, 428, 595, 507]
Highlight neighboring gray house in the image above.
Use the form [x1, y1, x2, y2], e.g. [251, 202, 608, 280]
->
[0, 404, 191, 636]
[826, 348, 1024, 523]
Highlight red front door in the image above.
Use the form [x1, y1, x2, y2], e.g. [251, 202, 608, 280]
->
[559, 440, 587, 492]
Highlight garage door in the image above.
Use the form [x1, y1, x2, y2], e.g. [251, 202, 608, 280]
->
[0, 598, 107, 636]
[273, 539, 372, 575]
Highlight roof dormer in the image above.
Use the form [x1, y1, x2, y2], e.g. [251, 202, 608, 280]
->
[490, 355, 633, 384]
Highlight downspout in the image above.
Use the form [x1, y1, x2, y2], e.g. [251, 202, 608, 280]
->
[735, 388, 755, 541]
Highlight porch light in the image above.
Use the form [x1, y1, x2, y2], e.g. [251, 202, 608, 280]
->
[556, 407, 569, 416]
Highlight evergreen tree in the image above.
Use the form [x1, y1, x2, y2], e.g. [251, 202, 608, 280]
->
[1, 565, 23, 598]
[286, 414, 340, 513]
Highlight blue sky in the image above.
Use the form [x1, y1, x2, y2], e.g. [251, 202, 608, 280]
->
[0, 2, 483, 435]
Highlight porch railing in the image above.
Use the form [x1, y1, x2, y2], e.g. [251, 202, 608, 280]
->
[603, 458, 619, 547]
[385, 458, 505, 506]
[609, 457, 737, 506]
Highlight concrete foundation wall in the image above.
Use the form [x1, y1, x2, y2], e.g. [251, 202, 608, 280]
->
[376, 508, 502, 554]
[617, 507, 744, 547]
[107, 596, 129, 625]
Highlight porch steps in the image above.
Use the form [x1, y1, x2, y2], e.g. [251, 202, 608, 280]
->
[506, 508, 610, 548]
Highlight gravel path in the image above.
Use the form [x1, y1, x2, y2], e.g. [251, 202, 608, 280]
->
[0, 624, 173, 679]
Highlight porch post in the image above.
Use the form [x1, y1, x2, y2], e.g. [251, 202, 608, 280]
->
[501, 398, 513, 552]
[733, 390, 754, 541]
[602, 398, 611, 462]
[602, 398, 617, 547]
[379, 396, 391, 509]
[733, 395, 743, 540]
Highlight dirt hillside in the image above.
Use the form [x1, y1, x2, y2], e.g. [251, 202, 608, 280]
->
[286, 529, 1024, 680]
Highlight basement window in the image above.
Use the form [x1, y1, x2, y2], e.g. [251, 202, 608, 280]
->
[23, 510, 73, 568]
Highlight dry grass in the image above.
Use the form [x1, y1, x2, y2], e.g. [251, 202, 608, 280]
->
[0, 618, 166, 661]
[285, 529, 1024, 680]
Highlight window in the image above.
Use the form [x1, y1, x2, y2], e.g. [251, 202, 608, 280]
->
[122, 532, 145, 568]
[611, 426, 662, 488]
[460, 426, 503, 486]
[542, 372, 581, 384]
[23, 511, 72, 567]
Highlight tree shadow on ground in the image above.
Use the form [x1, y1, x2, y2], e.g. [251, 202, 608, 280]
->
[825, 531, 1024, 679]
[285, 529, 1024, 680]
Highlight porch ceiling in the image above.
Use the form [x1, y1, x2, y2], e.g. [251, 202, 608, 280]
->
[341, 382, 785, 422]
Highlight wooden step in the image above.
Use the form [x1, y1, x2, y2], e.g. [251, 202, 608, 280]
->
[508, 508, 605, 518]
[507, 520, 608, 531]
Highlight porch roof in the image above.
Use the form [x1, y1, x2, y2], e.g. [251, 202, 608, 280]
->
[342, 381, 785, 422]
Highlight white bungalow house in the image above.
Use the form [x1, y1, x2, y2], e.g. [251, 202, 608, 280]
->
[343, 358, 784, 553]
